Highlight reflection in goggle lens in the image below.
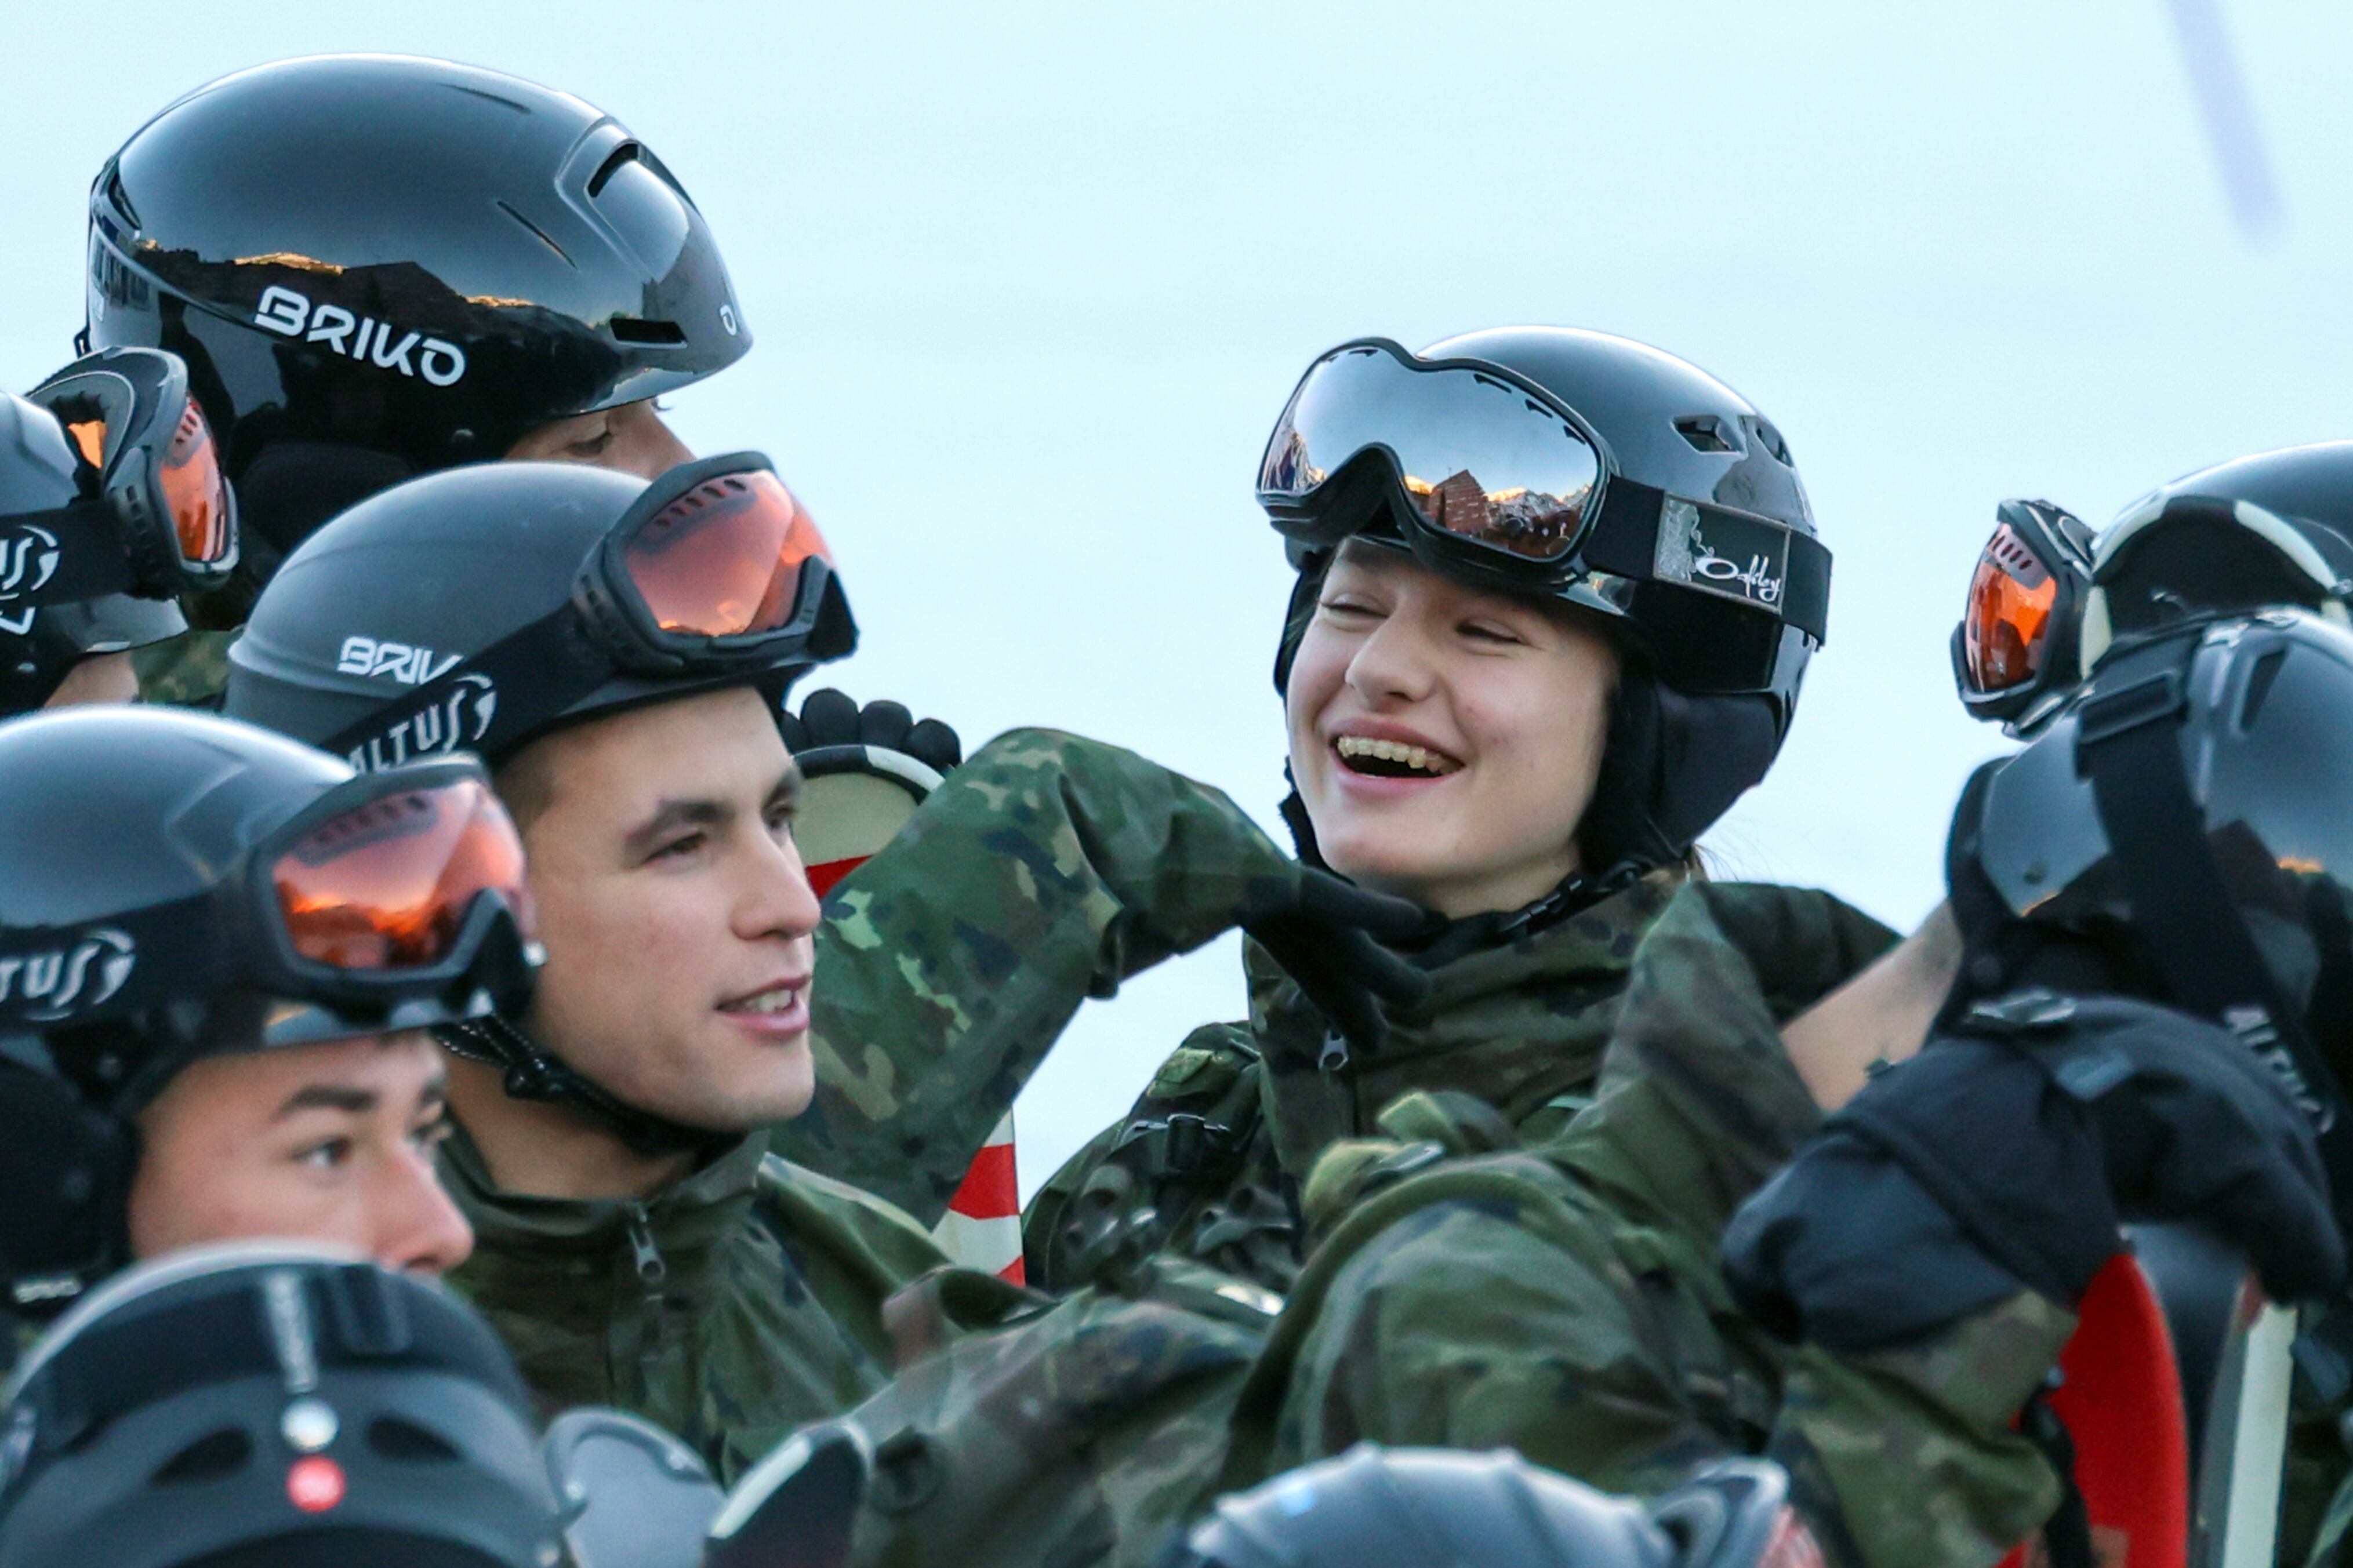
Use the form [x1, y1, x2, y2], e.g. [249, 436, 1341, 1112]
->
[1262, 346, 1601, 563]
[163, 397, 231, 565]
[1963, 523, 2058, 693]
[274, 779, 529, 970]
[624, 470, 829, 638]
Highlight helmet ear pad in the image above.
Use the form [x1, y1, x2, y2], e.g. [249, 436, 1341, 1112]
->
[236, 441, 419, 561]
[1579, 666, 1780, 877]
[0, 1064, 135, 1313]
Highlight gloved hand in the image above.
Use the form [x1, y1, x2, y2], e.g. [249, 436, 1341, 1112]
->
[1723, 989, 2343, 1352]
[1241, 870, 1432, 1063]
[780, 687, 963, 776]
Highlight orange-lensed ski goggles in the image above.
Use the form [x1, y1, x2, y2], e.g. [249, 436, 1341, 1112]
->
[5, 348, 236, 605]
[326, 451, 855, 771]
[0, 759, 535, 1044]
[1950, 498, 2095, 732]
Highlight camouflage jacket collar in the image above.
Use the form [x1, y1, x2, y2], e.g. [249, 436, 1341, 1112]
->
[1250, 870, 1686, 1177]
[438, 1119, 770, 1283]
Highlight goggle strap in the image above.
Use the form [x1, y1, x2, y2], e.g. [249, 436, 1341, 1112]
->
[0, 896, 220, 1028]
[0, 503, 145, 604]
[2075, 639, 2353, 1201]
[1579, 480, 1833, 643]
[322, 607, 602, 772]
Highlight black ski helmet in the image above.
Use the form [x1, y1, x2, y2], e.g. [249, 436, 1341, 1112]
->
[0, 1245, 563, 1568]
[1948, 608, 2353, 1222]
[0, 390, 184, 714]
[0, 706, 535, 1313]
[1268, 327, 1822, 881]
[1164, 1446, 1817, 1568]
[85, 53, 750, 563]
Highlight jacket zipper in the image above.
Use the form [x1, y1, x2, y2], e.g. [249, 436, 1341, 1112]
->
[622, 1202, 669, 1394]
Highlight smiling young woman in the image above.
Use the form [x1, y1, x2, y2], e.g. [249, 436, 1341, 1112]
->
[1026, 326, 1880, 1296]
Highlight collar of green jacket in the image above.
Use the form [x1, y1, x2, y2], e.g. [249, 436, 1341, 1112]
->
[438, 1119, 768, 1277]
[1548, 880, 1900, 1246]
[1248, 870, 1686, 1176]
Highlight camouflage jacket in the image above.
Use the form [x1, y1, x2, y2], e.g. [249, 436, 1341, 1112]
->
[1024, 871, 1689, 1294]
[132, 628, 237, 708]
[437, 1122, 946, 1486]
[1228, 882, 2078, 1568]
[776, 727, 1314, 1226]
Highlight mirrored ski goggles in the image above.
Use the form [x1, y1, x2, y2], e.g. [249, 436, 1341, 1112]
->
[6, 348, 237, 605]
[1257, 339, 1831, 671]
[326, 452, 855, 772]
[1951, 498, 2094, 729]
[0, 761, 535, 1041]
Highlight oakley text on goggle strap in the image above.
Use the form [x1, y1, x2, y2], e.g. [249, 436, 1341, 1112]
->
[326, 452, 854, 772]
[5, 348, 237, 606]
[1258, 339, 1831, 645]
[0, 762, 533, 1040]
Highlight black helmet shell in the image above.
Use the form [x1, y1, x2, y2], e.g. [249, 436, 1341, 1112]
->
[0, 1245, 561, 1568]
[88, 53, 749, 552]
[223, 461, 786, 766]
[1970, 611, 2353, 1098]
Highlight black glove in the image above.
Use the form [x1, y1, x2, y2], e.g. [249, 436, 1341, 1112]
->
[1723, 989, 2343, 1352]
[779, 687, 963, 776]
[1241, 871, 1432, 1063]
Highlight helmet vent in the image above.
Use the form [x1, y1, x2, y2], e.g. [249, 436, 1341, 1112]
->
[586, 142, 643, 198]
[368, 1416, 460, 1462]
[608, 317, 687, 346]
[2239, 648, 2289, 731]
[1675, 416, 1737, 454]
[150, 1428, 253, 1486]
[1744, 416, 1793, 465]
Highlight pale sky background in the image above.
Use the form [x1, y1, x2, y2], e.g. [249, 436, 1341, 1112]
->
[5, 2, 2350, 1195]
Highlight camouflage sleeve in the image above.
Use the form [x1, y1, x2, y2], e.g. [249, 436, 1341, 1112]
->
[776, 727, 1293, 1225]
[1267, 1187, 2071, 1568]
[1548, 882, 1896, 1245]
[132, 628, 238, 709]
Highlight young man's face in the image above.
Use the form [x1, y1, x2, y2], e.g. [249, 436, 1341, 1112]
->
[504, 684, 821, 1133]
[127, 1030, 470, 1272]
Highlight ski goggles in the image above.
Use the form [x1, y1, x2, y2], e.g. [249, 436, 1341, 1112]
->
[0, 759, 535, 1043]
[325, 452, 855, 771]
[1949, 498, 2095, 730]
[1257, 339, 1831, 685]
[5, 348, 236, 606]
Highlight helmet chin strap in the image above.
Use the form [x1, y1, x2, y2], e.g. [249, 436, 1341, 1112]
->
[435, 1014, 735, 1162]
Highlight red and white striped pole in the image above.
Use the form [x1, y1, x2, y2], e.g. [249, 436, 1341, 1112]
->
[929, 1112, 1023, 1282]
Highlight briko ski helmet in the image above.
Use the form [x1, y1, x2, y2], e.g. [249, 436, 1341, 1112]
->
[1262, 328, 1829, 880]
[1163, 1446, 1824, 1568]
[1947, 608, 2353, 1229]
[0, 1245, 564, 1568]
[1955, 442, 2353, 736]
[0, 708, 536, 1312]
[0, 350, 228, 710]
[84, 53, 751, 566]
[221, 456, 851, 1155]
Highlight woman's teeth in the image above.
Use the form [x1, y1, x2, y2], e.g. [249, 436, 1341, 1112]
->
[1335, 735, 1463, 778]
[725, 985, 802, 1015]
